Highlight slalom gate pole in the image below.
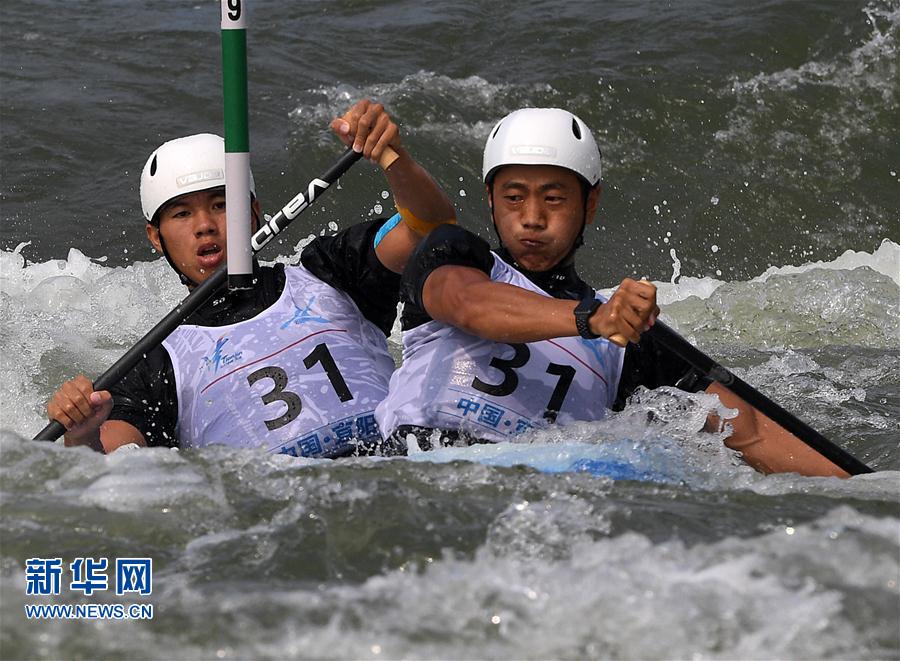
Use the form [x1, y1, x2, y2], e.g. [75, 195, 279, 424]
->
[221, 0, 254, 290]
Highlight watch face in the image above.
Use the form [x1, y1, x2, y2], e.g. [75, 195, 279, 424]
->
[577, 297, 599, 317]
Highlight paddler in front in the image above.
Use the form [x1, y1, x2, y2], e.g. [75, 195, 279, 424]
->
[46, 99, 456, 458]
[375, 107, 849, 477]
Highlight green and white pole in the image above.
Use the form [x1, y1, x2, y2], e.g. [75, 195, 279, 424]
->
[221, 0, 254, 289]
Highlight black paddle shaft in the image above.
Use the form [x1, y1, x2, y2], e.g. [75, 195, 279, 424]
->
[34, 148, 363, 442]
[649, 321, 873, 475]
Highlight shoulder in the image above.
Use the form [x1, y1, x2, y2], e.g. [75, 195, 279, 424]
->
[300, 218, 402, 336]
[301, 218, 384, 269]
[414, 224, 493, 270]
[300, 218, 399, 286]
[401, 225, 494, 305]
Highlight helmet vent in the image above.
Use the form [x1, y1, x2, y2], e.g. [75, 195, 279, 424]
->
[571, 118, 582, 140]
[149, 155, 158, 177]
[491, 121, 503, 139]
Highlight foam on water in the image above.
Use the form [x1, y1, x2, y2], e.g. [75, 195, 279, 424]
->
[4, 470, 893, 661]
[751, 239, 900, 286]
[391, 384, 745, 486]
[283, 69, 645, 180]
[718, 0, 899, 173]
[597, 239, 900, 353]
[2, 239, 896, 447]
[651, 238, 899, 304]
[0, 248, 184, 435]
[289, 506, 894, 661]
[2, 421, 898, 660]
[287, 71, 552, 149]
[665, 266, 899, 349]
[726, 0, 898, 103]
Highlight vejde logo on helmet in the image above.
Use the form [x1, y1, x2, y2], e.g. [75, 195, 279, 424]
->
[510, 145, 558, 158]
[176, 169, 225, 189]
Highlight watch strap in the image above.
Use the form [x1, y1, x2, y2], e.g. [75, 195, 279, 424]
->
[574, 295, 602, 339]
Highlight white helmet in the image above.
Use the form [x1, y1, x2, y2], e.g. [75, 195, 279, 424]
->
[482, 108, 601, 186]
[139, 133, 255, 222]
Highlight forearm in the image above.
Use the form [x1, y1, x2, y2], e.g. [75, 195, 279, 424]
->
[375, 148, 456, 274]
[427, 276, 579, 343]
[422, 266, 661, 346]
[62, 419, 146, 453]
[706, 382, 849, 477]
[384, 147, 455, 229]
[64, 429, 105, 452]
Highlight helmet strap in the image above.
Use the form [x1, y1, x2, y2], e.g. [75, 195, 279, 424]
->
[156, 231, 198, 288]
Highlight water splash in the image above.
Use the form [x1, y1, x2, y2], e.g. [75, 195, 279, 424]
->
[669, 247, 682, 284]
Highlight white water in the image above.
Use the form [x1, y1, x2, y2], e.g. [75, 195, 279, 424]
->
[1, 237, 897, 661]
[2, 239, 897, 439]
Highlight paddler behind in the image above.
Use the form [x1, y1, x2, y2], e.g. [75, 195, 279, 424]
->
[46, 99, 456, 458]
[375, 107, 849, 477]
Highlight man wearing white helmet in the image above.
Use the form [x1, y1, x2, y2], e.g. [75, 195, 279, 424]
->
[47, 99, 456, 457]
[373, 107, 845, 476]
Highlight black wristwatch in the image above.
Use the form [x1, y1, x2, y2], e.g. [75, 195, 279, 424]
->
[574, 295, 602, 339]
